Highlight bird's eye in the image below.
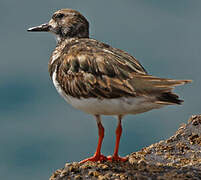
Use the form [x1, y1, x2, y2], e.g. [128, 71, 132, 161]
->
[53, 13, 65, 19]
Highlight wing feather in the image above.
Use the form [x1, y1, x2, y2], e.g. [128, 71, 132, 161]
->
[55, 38, 191, 100]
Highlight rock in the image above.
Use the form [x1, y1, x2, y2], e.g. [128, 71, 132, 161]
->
[49, 115, 201, 180]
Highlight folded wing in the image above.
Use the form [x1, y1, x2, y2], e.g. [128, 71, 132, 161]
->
[56, 38, 191, 104]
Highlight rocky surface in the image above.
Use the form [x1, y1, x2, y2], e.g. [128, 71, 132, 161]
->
[50, 115, 201, 180]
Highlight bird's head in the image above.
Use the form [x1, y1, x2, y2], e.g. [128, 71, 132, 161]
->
[27, 9, 89, 42]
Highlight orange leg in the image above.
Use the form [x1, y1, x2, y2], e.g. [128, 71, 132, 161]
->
[107, 115, 128, 162]
[80, 115, 107, 163]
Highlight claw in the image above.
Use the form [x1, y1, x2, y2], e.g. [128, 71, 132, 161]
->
[107, 155, 128, 162]
[80, 154, 107, 163]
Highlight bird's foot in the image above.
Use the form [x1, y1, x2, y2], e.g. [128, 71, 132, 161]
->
[107, 155, 128, 162]
[80, 154, 107, 163]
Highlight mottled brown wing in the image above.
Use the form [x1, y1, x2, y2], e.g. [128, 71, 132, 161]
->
[56, 39, 147, 99]
[56, 38, 191, 100]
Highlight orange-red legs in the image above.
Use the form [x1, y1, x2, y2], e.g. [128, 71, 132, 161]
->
[107, 115, 128, 162]
[80, 115, 107, 163]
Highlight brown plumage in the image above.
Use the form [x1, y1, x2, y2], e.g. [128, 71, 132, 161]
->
[48, 37, 190, 104]
[28, 9, 191, 163]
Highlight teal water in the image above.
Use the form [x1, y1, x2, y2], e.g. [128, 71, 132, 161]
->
[1, 0, 200, 179]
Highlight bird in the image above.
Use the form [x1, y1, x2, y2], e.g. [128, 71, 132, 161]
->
[27, 9, 191, 163]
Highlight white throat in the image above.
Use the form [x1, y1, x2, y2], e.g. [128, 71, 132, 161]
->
[55, 35, 62, 43]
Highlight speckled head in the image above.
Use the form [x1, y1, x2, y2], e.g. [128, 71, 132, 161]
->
[27, 9, 89, 42]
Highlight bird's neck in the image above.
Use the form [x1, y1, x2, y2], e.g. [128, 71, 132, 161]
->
[55, 35, 62, 44]
[55, 28, 89, 44]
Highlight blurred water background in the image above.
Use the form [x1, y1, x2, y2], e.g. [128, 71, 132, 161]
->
[1, 0, 201, 179]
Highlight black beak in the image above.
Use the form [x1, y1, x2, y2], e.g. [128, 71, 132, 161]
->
[27, 23, 50, 32]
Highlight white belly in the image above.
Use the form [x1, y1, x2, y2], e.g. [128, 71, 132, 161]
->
[52, 70, 162, 115]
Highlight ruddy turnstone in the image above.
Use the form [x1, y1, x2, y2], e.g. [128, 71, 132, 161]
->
[28, 9, 191, 163]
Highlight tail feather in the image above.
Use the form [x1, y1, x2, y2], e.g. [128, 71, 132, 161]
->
[156, 92, 183, 105]
[131, 75, 192, 93]
[130, 75, 192, 105]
